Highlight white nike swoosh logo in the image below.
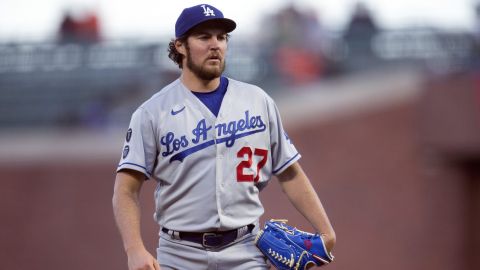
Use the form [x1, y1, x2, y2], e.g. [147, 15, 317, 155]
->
[171, 106, 186, 115]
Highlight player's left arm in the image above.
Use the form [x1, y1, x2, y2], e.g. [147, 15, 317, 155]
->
[276, 161, 336, 252]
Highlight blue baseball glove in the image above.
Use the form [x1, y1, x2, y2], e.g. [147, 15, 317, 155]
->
[254, 219, 334, 270]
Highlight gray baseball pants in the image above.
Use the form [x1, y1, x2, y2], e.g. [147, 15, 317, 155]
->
[157, 230, 269, 270]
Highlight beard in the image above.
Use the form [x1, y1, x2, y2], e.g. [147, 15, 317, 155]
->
[185, 45, 226, 81]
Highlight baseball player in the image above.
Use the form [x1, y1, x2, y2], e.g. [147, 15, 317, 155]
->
[112, 4, 335, 270]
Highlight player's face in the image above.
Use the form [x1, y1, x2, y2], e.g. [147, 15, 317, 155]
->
[184, 27, 228, 80]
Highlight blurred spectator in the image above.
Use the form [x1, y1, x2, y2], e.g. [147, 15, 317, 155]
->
[343, 2, 379, 71]
[59, 11, 77, 43]
[79, 11, 101, 43]
[58, 9, 101, 44]
[261, 4, 327, 86]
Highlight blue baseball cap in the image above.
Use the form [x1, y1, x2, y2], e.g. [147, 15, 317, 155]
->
[175, 4, 236, 38]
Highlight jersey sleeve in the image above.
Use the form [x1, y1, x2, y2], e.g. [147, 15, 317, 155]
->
[267, 98, 301, 175]
[117, 107, 157, 179]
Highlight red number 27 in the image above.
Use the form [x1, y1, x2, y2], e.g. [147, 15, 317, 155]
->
[236, 147, 268, 182]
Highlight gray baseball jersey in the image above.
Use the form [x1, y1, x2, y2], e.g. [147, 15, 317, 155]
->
[117, 77, 300, 232]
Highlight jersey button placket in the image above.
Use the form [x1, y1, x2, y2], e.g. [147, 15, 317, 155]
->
[214, 124, 226, 221]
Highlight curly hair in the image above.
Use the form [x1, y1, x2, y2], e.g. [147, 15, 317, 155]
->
[168, 37, 187, 69]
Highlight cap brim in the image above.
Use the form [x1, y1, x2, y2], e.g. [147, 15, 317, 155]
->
[213, 18, 237, 33]
[191, 18, 237, 34]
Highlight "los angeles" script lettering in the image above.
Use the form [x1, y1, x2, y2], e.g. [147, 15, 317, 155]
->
[160, 110, 266, 157]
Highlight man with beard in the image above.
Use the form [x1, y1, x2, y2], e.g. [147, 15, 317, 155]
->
[112, 4, 335, 270]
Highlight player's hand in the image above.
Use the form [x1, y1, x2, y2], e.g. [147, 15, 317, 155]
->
[126, 247, 161, 270]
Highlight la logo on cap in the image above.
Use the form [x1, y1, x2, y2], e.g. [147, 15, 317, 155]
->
[174, 4, 236, 37]
[201, 5, 215, 16]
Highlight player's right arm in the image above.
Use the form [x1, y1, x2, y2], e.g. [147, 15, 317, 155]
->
[112, 169, 161, 270]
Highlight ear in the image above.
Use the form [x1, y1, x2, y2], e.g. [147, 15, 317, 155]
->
[175, 39, 187, 56]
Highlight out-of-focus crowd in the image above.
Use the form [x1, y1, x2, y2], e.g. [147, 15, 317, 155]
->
[1, 2, 480, 129]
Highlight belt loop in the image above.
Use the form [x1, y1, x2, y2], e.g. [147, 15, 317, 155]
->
[166, 229, 180, 240]
[237, 225, 247, 239]
[173, 230, 180, 240]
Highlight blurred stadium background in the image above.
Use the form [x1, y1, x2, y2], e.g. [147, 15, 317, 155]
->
[1, 1, 480, 269]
